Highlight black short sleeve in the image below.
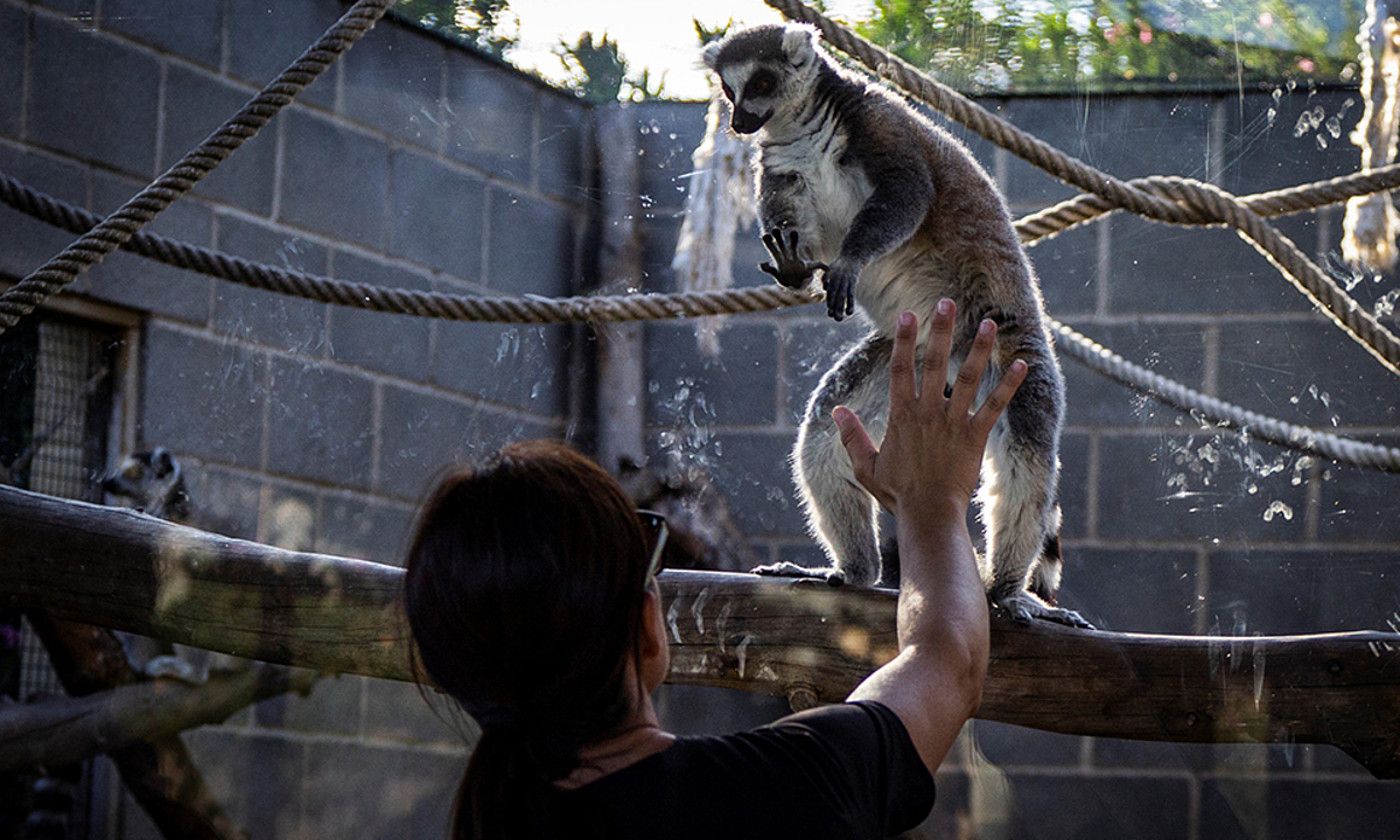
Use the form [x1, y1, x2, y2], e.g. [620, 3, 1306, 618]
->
[555, 700, 936, 839]
[758, 701, 937, 835]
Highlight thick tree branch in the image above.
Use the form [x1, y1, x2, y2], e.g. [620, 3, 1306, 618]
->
[2, 484, 1398, 778]
[0, 662, 316, 773]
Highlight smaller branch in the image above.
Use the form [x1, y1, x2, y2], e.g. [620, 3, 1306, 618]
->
[0, 663, 316, 773]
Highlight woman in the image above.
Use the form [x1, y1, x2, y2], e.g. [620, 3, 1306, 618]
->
[404, 300, 1026, 839]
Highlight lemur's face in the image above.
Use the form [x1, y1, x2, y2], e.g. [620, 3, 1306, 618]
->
[703, 24, 821, 135]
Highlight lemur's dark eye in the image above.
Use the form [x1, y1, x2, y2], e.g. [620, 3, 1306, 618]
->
[745, 72, 776, 99]
[721, 82, 734, 101]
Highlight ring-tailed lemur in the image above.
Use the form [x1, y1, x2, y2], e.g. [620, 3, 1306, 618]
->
[703, 23, 1089, 627]
[102, 447, 214, 680]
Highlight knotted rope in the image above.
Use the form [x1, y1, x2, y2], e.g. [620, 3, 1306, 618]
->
[0, 0, 398, 337]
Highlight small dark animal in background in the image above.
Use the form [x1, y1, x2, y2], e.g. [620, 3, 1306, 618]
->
[101, 447, 210, 681]
[703, 24, 1088, 628]
[101, 447, 192, 522]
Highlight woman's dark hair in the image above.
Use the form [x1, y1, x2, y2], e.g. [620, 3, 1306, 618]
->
[402, 440, 654, 839]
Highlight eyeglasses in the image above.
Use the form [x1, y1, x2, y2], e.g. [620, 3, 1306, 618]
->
[636, 509, 668, 588]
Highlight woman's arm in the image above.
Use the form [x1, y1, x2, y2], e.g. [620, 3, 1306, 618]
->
[845, 301, 1026, 775]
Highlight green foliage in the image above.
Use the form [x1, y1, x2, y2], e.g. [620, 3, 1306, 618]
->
[855, 0, 1364, 93]
[556, 32, 666, 104]
[392, 0, 517, 58]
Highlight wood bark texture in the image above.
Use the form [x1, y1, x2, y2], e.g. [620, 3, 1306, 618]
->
[3, 485, 1398, 778]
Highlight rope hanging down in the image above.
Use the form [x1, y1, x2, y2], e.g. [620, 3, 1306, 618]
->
[765, 0, 1400, 379]
[4, 169, 1398, 474]
[0, 0, 399, 339]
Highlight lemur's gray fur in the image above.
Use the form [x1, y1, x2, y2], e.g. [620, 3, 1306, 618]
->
[703, 24, 1088, 627]
[102, 447, 192, 522]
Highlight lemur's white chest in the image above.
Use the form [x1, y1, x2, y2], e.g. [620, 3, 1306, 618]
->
[762, 126, 871, 261]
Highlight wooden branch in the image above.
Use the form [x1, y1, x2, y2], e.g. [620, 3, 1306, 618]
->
[3, 485, 1399, 778]
[0, 663, 315, 773]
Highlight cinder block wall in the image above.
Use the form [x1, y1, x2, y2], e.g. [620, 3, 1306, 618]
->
[0, 1, 590, 836]
[3, 0, 1399, 836]
[635, 90, 1400, 839]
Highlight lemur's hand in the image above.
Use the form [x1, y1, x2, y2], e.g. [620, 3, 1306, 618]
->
[759, 227, 826, 290]
[822, 260, 857, 321]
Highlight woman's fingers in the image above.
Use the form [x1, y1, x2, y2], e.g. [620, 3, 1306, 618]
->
[833, 406, 880, 497]
[888, 311, 918, 410]
[950, 318, 996, 416]
[972, 359, 1028, 436]
[919, 298, 955, 407]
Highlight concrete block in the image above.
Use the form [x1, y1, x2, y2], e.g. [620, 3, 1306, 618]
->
[1107, 214, 1316, 315]
[325, 251, 433, 380]
[1220, 89, 1362, 195]
[102, 0, 223, 68]
[183, 462, 262, 540]
[376, 384, 558, 500]
[1201, 778, 1400, 840]
[1215, 319, 1400, 428]
[640, 212, 683, 292]
[303, 742, 464, 839]
[31, 0, 94, 18]
[442, 53, 535, 184]
[184, 729, 303, 840]
[211, 214, 329, 350]
[1060, 319, 1206, 428]
[1090, 738, 1306, 773]
[255, 673, 361, 737]
[341, 20, 445, 149]
[1096, 435, 1310, 544]
[966, 719, 1083, 767]
[261, 480, 318, 550]
[672, 430, 804, 537]
[226, 0, 338, 109]
[1057, 432, 1089, 540]
[535, 91, 588, 200]
[1206, 549, 1400, 635]
[316, 492, 416, 566]
[1057, 547, 1198, 633]
[1027, 218, 1099, 316]
[781, 317, 859, 425]
[265, 356, 375, 489]
[430, 322, 571, 416]
[994, 772, 1190, 840]
[28, 16, 160, 176]
[635, 101, 708, 210]
[279, 109, 388, 247]
[646, 321, 780, 426]
[140, 325, 266, 469]
[79, 169, 214, 323]
[159, 63, 277, 215]
[486, 188, 574, 296]
[362, 677, 465, 744]
[0, 4, 23, 138]
[1316, 449, 1400, 544]
[0, 145, 91, 281]
[388, 148, 484, 280]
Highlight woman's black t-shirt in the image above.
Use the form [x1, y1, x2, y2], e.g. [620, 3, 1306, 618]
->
[551, 701, 936, 839]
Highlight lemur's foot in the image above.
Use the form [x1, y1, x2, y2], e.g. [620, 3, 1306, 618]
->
[759, 227, 827, 290]
[143, 654, 205, 685]
[751, 561, 847, 587]
[992, 588, 1094, 629]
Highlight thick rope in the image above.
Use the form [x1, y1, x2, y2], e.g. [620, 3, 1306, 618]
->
[766, 0, 1400, 379]
[3, 168, 1398, 472]
[0, 0, 398, 338]
[9, 165, 1400, 321]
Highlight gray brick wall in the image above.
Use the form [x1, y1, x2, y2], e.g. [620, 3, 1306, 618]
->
[634, 88, 1400, 838]
[0, 2, 588, 836]
[3, 1, 1398, 836]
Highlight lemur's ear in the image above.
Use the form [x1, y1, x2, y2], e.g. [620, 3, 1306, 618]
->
[152, 447, 175, 477]
[781, 24, 818, 62]
[701, 40, 722, 69]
